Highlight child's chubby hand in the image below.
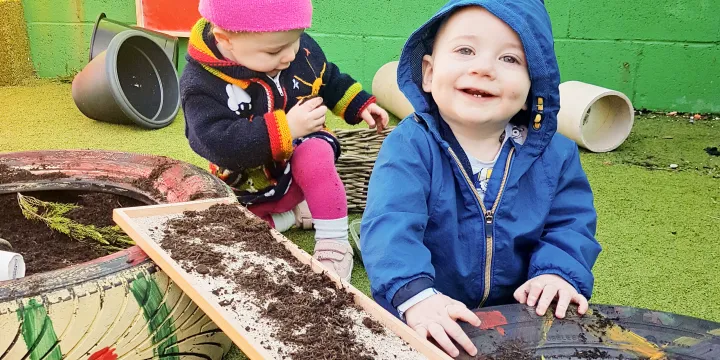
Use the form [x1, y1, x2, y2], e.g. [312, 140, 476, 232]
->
[405, 293, 482, 358]
[287, 97, 327, 139]
[360, 103, 389, 134]
[514, 274, 589, 318]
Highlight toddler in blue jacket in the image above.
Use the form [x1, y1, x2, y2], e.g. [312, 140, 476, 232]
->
[361, 0, 602, 357]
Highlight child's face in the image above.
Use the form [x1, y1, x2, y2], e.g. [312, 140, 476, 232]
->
[422, 7, 531, 130]
[214, 28, 303, 76]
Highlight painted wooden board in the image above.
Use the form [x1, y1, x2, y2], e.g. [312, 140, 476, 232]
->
[113, 198, 453, 360]
[136, 0, 199, 37]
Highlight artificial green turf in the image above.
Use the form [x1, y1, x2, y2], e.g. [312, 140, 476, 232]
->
[1, 80, 718, 359]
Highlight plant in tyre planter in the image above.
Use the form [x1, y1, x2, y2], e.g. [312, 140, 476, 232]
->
[0, 150, 234, 360]
[17, 193, 136, 253]
[4, 193, 137, 274]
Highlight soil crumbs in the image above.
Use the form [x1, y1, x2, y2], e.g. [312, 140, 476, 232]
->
[135, 203, 424, 360]
[0, 163, 68, 183]
[0, 191, 143, 274]
[130, 159, 178, 201]
[483, 339, 537, 360]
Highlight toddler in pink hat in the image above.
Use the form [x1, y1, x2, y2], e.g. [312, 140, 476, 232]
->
[180, 0, 389, 282]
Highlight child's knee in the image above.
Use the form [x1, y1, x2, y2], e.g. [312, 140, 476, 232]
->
[296, 137, 333, 154]
[293, 138, 335, 166]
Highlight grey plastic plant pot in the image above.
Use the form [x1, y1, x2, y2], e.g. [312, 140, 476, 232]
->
[72, 30, 180, 129]
[89, 12, 179, 68]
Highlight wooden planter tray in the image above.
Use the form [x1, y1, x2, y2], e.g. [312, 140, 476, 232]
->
[113, 198, 452, 360]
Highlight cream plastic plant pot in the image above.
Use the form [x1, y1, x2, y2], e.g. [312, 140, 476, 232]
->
[372, 61, 414, 120]
[557, 81, 635, 152]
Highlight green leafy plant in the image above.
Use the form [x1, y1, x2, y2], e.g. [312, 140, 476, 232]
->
[17, 193, 134, 253]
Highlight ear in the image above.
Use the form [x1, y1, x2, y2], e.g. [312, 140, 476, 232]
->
[421, 54, 434, 93]
[212, 26, 233, 51]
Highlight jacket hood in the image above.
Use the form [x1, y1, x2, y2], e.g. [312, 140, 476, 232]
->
[397, 0, 561, 156]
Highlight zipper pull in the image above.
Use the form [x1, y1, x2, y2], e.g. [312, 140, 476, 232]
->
[485, 211, 494, 238]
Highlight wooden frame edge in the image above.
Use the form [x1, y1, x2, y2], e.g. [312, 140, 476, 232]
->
[265, 227, 453, 360]
[113, 199, 452, 360]
[113, 200, 274, 360]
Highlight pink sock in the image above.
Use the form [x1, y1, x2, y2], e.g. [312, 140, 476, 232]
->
[291, 138, 347, 221]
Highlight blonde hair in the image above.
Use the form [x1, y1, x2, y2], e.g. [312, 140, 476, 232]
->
[210, 23, 246, 38]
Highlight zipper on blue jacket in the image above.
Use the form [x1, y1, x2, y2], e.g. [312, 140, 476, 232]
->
[448, 146, 515, 307]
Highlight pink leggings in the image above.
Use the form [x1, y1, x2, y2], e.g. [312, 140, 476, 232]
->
[248, 138, 347, 226]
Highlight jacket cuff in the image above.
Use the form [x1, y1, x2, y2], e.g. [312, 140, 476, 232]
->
[264, 110, 294, 162]
[331, 83, 375, 125]
[397, 288, 439, 320]
[390, 277, 435, 309]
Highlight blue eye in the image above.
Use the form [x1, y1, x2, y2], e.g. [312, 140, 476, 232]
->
[501, 55, 519, 64]
[457, 47, 474, 56]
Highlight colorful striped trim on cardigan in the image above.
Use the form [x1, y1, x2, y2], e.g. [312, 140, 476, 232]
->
[332, 83, 362, 119]
[357, 95, 377, 122]
[188, 18, 291, 157]
[264, 110, 294, 161]
[332, 84, 377, 124]
[188, 19, 251, 90]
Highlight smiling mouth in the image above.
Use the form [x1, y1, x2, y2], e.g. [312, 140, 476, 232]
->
[461, 88, 496, 98]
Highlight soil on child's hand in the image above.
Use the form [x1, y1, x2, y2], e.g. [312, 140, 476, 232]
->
[0, 191, 143, 275]
[161, 204, 382, 360]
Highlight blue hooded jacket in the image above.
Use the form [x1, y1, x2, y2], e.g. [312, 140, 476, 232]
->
[361, 0, 602, 317]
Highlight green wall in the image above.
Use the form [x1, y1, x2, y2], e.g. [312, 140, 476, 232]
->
[20, 0, 720, 112]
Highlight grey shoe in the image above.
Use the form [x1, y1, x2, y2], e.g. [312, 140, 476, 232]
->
[349, 219, 362, 256]
[313, 240, 354, 282]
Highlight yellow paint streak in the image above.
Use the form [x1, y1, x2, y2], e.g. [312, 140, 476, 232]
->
[538, 312, 554, 347]
[581, 310, 666, 360]
[708, 329, 720, 336]
[671, 336, 702, 347]
[604, 326, 667, 360]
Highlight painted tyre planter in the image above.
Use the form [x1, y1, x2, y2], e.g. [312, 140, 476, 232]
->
[0, 150, 235, 359]
[457, 304, 720, 359]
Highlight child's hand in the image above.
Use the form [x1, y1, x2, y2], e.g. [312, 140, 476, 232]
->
[287, 97, 327, 139]
[405, 294, 481, 358]
[360, 103, 389, 134]
[514, 274, 589, 318]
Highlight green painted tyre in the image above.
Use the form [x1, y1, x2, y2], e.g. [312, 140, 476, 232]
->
[0, 150, 235, 359]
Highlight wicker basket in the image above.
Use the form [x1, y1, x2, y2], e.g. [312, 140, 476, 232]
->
[334, 127, 394, 212]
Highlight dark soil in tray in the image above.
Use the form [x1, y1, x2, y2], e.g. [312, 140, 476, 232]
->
[160, 204, 387, 360]
[0, 191, 144, 275]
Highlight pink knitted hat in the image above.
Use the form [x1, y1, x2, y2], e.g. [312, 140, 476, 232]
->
[199, 0, 313, 32]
